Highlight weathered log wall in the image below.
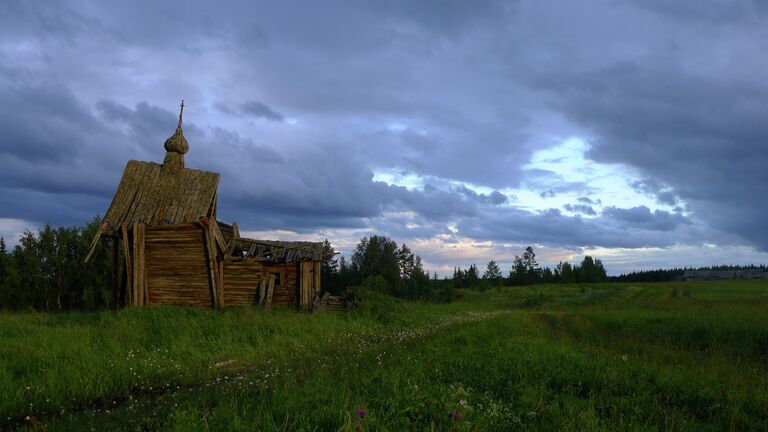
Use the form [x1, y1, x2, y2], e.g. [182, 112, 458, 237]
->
[144, 225, 213, 307]
[275, 263, 298, 307]
[223, 261, 297, 307]
[132, 224, 147, 306]
[299, 261, 321, 308]
[120, 222, 316, 309]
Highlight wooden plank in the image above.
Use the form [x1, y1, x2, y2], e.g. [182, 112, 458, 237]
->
[298, 262, 304, 308]
[294, 261, 301, 310]
[132, 223, 145, 307]
[210, 224, 223, 307]
[121, 224, 133, 305]
[120, 257, 127, 308]
[218, 258, 224, 308]
[307, 262, 313, 307]
[299, 261, 310, 308]
[144, 223, 200, 232]
[313, 260, 321, 297]
[209, 218, 228, 253]
[83, 225, 104, 262]
[112, 237, 119, 309]
[256, 275, 263, 306]
[232, 222, 240, 239]
[202, 223, 219, 308]
[265, 274, 275, 309]
[208, 191, 217, 218]
[301, 264, 306, 307]
[208, 223, 223, 307]
[258, 277, 267, 306]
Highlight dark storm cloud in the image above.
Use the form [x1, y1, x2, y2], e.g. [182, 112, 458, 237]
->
[601, 206, 689, 232]
[655, 191, 677, 207]
[577, 197, 601, 206]
[630, 179, 678, 206]
[372, 0, 515, 35]
[0, 82, 102, 162]
[240, 100, 283, 121]
[563, 204, 596, 216]
[0, 186, 105, 227]
[629, 0, 768, 23]
[0, 80, 138, 228]
[535, 58, 768, 248]
[453, 186, 508, 206]
[2, 0, 768, 257]
[95, 100, 195, 155]
[460, 205, 701, 250]
[0, 1, 109, 41]
[216, 100, 285, 122]
[184, 129, 494, 231]
[524, 169, 595, 199]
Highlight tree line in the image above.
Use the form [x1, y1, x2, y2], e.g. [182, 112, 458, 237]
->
[0, 221, 454, 312]
[610, 264, 768, 283]
[16, 217, 765, 312]
[0, 218, 114, 311]
[0, 219, 608, 311]
[451, 246, 608, 290]
[320, 235, 455, 302]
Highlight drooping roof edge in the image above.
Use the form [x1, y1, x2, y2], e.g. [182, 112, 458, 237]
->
[216, 219, 327, 263]
[226, 237, 326, 263]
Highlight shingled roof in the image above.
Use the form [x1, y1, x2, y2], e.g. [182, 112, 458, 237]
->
[98, 160, 219, 235]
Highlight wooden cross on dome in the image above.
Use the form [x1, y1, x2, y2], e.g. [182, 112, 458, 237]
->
[178, 99, 185, 128]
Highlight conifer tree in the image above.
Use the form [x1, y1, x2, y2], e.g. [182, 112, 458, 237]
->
[483, 260, 503, 288]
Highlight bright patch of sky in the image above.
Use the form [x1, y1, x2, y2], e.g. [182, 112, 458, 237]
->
[372, 169, 423, 190]
[373, 137, 680, 216]
[0, 218, 40, 247]
[514, 138, 673, 214]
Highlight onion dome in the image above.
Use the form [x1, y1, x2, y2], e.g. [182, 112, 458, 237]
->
[162, 100, 188, 170]
[164, 100, 189, 155]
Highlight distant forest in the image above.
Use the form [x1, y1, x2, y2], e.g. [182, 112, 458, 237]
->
[609, 265, 768, 283]
[0, 218, 765, 311]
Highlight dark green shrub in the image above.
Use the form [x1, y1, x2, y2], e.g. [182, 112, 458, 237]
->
[347, 276, 402, 323]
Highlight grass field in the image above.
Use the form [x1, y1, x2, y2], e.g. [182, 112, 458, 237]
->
[1, 280, 767, 431]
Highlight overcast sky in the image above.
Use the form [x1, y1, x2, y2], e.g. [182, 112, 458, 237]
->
[2, 0, 768, 275]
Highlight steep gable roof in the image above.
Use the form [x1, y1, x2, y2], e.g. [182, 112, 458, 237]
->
[99, 160, 220, 235]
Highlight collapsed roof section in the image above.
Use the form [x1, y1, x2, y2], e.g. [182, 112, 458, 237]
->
[227, 238, 326, 263]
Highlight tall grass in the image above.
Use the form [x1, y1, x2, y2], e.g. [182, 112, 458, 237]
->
[2, 280, 767, 430]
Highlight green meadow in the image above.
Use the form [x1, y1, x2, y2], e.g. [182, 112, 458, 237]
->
[1, 280, 767, 431]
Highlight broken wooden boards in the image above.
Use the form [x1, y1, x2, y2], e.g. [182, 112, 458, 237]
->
[102, 217, 322, 310]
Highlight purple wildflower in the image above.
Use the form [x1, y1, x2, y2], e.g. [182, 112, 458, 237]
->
[358, 408, 367, 419]
[451, 411, 462, 422]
